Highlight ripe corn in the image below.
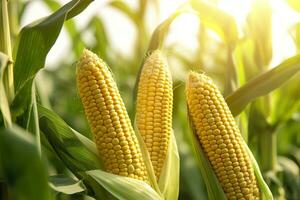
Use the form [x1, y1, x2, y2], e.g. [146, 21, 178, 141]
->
[186, 72, 259, 200]
[136, 50, 173, 179]
[76, 49, 148, 181]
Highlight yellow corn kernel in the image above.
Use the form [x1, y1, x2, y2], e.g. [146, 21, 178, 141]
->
[76, 49, 148, 181]
[136, 50, 173, 179]
[186, 72, 259, 200]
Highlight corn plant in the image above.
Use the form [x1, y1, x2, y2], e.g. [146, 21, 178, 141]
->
[0, 0, 300, 200]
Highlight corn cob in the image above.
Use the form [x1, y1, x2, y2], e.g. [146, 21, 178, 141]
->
[136, 50, 173, 179]
[186, 72, 259, 200]
[76, 49, 148, 181]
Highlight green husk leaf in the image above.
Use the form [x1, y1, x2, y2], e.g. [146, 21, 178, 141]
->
[49, 174, 86, 195]
[71, 127, 98, 157]
[38, 105, 102, 175]
[243, 140, 273, 200]
[0, 125, 53, 200]
[226, 54, 300, 116]
[147, 11, 182, 52]
[157, 131, 180, 200]
[134, 126, 162, 196]
[0, 52, 11, 126]
[188, 108, 227, 200]
[86, 170, 162, 200]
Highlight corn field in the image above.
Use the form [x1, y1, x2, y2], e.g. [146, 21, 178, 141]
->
[0, 0, 299, 199]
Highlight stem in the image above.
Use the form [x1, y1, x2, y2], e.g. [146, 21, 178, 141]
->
[259, 128, 277, 172]
[1, 0, 14, 103]
[8, 0, 19, 42]
[32, 84, 41, 157]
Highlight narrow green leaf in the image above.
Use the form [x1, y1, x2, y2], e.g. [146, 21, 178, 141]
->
[110, 0, 137, 23]
[0, 125, 53, 200]
[190, 0, 238, 44]
[134, 127, 162, 195]
[278, 157, 300, 200]
[49, 174, 86, 195]
[12, 0, 92, 117]
[243, 140, 273, 200]
[89, 17, 109, 60]
[87, 170, 162, 200]
[247, 0, 272, 67]
[38, 105, 102, 175]
[26, 83, 41, 156]
[71, 127, 98, 157]
[269, 75, 300, 125]
[226, 54, 300, 116]
[147, 11, 182, 52]
[158, 131, 180, 200]
[43, 0, 86, 57]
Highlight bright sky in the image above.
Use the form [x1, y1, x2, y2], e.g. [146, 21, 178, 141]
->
[20, 0, 300, 69]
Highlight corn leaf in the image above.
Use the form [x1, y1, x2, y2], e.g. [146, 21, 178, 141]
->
[134, 127, 162, 195]
[188, 109, 227, 200]
[190, 0, 238, 44]
[269, 75, 300, 125]
[0, 52, 11, 126]
[86, 170, 162, 200]
[38, 105, 102, 175]
[89, 17, 109, 60]
[26, 83, 42, 155]
[243, 140, 273, 200]
[226, 54, 300, 116]
[11, 0, 92, 117]
[43, 0, 86, 57]
[278, 157, 300, 199]
[79, 173, 115, 200]
[147, 11, 182, 52]
[110, 0, 137, 23]
[247, 0, 272, 68]
[49, 175, 86, 195]
[38, 105, 113, 198]
[0, 125, 53, 200]
[158, 131, 180, 200]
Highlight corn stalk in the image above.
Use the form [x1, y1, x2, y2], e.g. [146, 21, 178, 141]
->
[0, 0, 14, 104]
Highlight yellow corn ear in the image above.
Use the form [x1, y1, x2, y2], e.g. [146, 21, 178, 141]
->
[136, 50, 173, 179]
[186, 72, 259, 200]
[76, 49, 148, 181]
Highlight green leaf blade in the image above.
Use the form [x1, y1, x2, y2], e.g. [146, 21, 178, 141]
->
[226, 54, 300, 116]
[87, 170, 162, 200]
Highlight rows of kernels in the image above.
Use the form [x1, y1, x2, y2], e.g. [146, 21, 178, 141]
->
[136, 50, 173, 179]
[186, 72, 259, 200]
[76, 49, 148, 181]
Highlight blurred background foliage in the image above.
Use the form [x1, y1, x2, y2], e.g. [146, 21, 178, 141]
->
[2, 0, 300, 199]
